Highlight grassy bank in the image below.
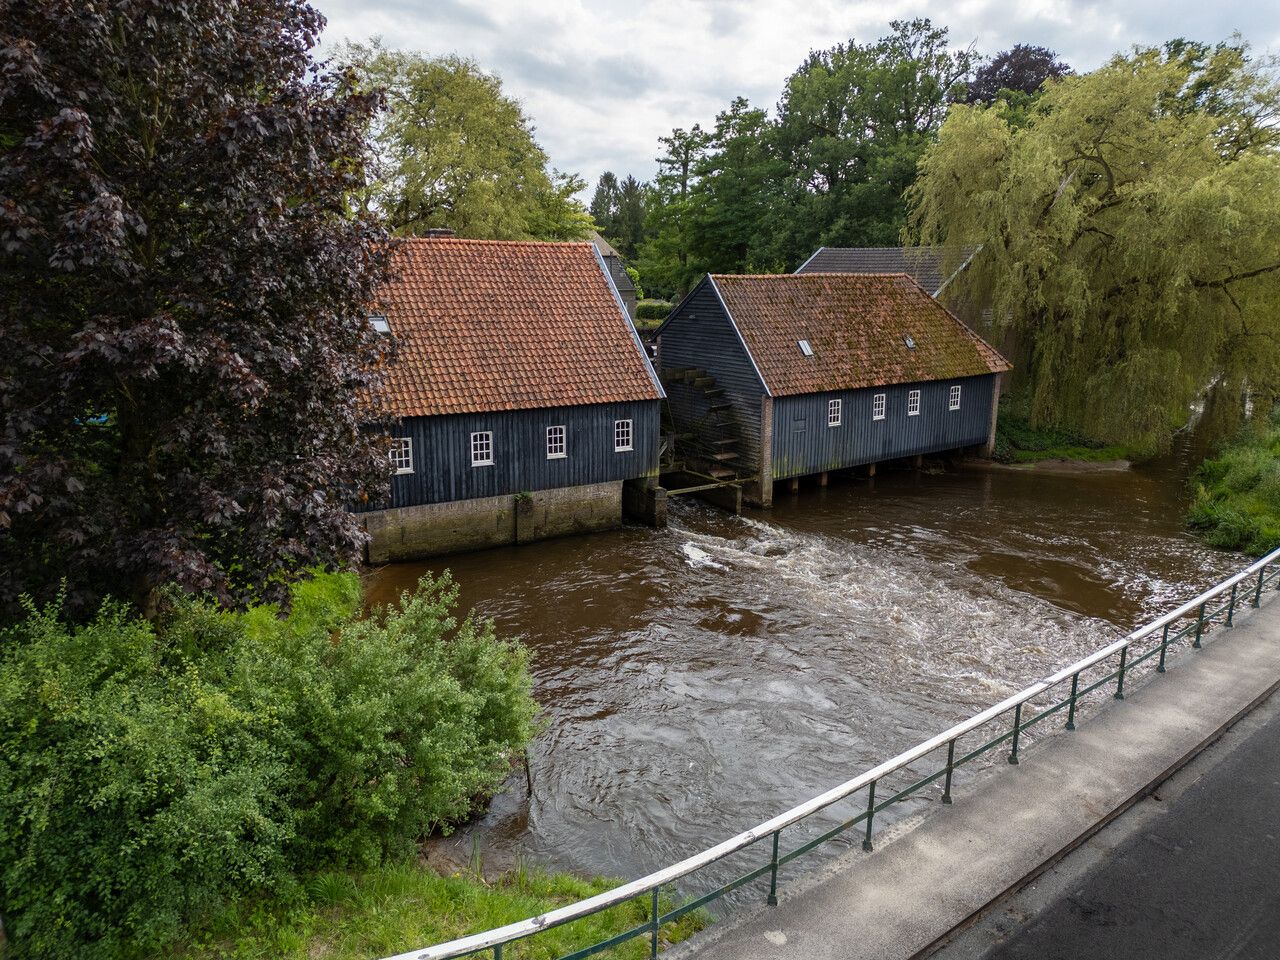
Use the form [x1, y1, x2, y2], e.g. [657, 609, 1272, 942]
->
[993, 397, 1129, 464]
[1188, 417, 1280, 555]
[176, 861, 706, 960]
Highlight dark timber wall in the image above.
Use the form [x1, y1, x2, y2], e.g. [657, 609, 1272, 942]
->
[657, 279, 767, 473]
[771, 374, 996, 479]
[383, 400, 660, 507]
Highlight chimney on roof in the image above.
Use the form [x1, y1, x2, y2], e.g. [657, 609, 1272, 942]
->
[424, 227, 456, 238]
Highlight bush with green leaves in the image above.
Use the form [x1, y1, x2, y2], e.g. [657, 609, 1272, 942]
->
[1188, 416, 1280, 555]
[634, 299, 673, 322]
[0, 571, 536, 959]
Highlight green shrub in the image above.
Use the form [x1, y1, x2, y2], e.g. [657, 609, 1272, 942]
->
[634, 299, 673, 321]
[1188, 413, 1280, 555]
[0, 571, 536, 959]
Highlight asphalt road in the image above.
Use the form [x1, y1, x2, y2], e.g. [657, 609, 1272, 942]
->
[933, 689, 1280, 960]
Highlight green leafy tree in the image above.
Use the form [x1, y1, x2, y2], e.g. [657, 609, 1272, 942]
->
[589, 171, 621, 233]
[636, 125, 710, 299]
[1, 0, 391, 616]
[908, 40, 1280, 455]
[344, 42, 593, 240]
[613, 174, 647, 258]
[769, 19, 977, 267]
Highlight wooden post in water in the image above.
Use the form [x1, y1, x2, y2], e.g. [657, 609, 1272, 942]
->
[818, 471, 828, 487]
[788, 477, 800, 494]
[868, 462, 877, 478]
[914, 454, 923, 469]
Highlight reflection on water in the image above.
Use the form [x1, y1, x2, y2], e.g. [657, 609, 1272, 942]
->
[366, 459, 1238, 887]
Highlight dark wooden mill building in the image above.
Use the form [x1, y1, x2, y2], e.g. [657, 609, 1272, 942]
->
[362, 237, 665, 563]
[795, 246, 975, 297]
[657, 272, 1010, 507]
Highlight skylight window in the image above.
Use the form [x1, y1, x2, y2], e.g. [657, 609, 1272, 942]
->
[903, 334, 917, 350]
[368, 313, 391, 334]
[798, 339, 814, 357]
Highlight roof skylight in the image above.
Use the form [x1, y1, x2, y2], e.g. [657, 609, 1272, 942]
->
[798, 339, 814, 357]
[903, 334, 917, 350]
[368, 314, 391, 334]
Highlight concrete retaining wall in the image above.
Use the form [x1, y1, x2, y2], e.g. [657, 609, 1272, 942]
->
[364, 480, 624, 563]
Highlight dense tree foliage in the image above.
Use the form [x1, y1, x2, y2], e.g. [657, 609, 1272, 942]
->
[633, 19, 975, 298]
[344, 43, 593, 240]
[0, 570, 537, 958]
[966, 44, 1072, 103]
[0, 0, 392, 616]
[589, 171, 646, 257]
[908, 41, 1280, 455]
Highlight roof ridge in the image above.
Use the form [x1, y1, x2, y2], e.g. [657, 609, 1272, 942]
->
[396, 236, 594, 247]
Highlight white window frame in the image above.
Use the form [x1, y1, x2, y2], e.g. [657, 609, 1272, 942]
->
[827, 398, 842, 427]
[907, 390, 921, 417]
[872, 393, 886, 421]
[949, 384, 962, 411]
[470, 431, 494, 467]
[614, 419, 633, 452]
[389, 437, 413, 475]
[546, 424, 567, 459]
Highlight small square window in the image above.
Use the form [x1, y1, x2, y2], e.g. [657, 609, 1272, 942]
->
[368, 313, 391, 334]
[389, 437, 413, 474]
[907, 390, 921, 416]
[872, 393, 886, 421]
[471, 431, 493, 466]
[949, 385, 962, 411]
[827, 398, 842, 427]
[614, 419, 633, 452]
[547, 425, 566, 459]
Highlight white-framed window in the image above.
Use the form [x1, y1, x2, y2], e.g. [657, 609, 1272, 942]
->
[470, 431, 493, 466]
[872, 393, 886, 421]
[546, 425, 566, 459]
[907, 390, 921, 416]
[389, 437, 413, 474]
[614, 419, 633, 452]
[828, 398, 842, 427]
[949, 384, 962, 411]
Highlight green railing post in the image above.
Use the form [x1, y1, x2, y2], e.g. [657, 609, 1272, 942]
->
[1009, 703, 1023, 765]
[767, 830, 780, 906]
[1226, 583, 1238, 627]
[1065, 672, 1080, 730]
[1115, 646, 1128, 700]
[942, 739, 956, 805]
[1193, 601, 1207, 648]
[494, 944, 502, 960]
[862, 781, 876, 852]
[650, 887, 660, 959]
[1254, 566, 1266, 608]
[1157, 624, 1170, 673]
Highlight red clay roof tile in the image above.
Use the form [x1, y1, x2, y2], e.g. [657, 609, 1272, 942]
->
[376, 238, 662, 417]
[709, 272, 1011, 397]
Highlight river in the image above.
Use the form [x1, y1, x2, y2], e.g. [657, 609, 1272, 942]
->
[365, 457, 1239, 893]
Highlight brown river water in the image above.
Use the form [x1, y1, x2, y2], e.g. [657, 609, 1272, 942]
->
[366, 457, 1240, 895]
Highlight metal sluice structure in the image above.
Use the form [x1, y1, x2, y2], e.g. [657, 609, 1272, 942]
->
[383, 546, 1280, 960]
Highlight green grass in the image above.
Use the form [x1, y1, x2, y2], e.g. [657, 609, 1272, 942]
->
[1188, 418, 1280, 556]
[172, 860, 708, 960]
[993, 396, 1129, 464]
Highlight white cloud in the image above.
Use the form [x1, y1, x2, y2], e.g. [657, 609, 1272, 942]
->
[317, 0, 1280, 196]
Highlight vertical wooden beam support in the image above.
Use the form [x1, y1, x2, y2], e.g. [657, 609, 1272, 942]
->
[818, 471, 828, 487]
[914, 454, 923, 469]
[759, 395, 774, 508]
[868, 462, 877, 478]
[984, 372, 1002, 459]
[788, 477, 800, 494]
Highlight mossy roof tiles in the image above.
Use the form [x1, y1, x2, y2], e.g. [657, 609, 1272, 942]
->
[710, 272, 1011, 397]
[377, 238, 661, 417]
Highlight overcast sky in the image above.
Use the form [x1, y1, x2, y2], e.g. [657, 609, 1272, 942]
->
[318, 1, 1280, 196]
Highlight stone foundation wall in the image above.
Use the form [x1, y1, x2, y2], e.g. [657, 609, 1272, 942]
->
[364, 481, 624, 563]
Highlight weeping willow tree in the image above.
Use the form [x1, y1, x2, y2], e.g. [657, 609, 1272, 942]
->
[908, 41, 1280, 456]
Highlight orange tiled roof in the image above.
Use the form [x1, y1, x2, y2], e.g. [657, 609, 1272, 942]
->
[710, 273, 1011, 397]
[377, 238, 662, 417]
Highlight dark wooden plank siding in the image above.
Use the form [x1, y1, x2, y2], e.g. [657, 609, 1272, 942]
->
[383, 400, 660, 507]
[657, 280, 767, 471]
[771, 374, 995, 479]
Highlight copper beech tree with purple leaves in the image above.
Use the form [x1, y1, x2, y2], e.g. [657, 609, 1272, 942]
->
[0, 0, 394, 616]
